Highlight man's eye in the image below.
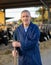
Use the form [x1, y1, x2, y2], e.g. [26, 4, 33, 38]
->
[26, 16, 29, 17]
[22, 16, 25, 17]
[22, 16, 29, 17]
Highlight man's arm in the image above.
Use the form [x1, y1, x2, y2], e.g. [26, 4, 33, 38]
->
[21, 26, 40, 51]
[12, 29, 23, 56]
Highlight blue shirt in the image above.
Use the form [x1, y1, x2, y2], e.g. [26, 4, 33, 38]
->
[24, 26, 28, 32]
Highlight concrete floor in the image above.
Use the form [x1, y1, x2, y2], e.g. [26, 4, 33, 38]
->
[41, 48, 51, 65]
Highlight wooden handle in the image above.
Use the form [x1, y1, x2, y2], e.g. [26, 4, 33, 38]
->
[14, 48, 17, 65]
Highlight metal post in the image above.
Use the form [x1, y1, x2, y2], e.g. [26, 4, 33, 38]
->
[3, 9, 6, 25]
[48, 8, 50, 24]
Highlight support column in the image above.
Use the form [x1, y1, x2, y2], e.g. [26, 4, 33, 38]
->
[48, 8, 50, 24]
[41, 6, 45, 24]
[3, 9, 6, 25]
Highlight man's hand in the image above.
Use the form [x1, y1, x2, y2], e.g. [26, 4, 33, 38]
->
[12, 50, 17, 57]
[12, 41, 21, 48]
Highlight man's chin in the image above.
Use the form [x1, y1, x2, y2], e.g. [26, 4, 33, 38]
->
[25, 23, 30, 26]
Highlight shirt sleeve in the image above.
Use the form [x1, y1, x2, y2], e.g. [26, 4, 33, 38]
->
[13, 29, 24, 56]
[13, 30, 17, 41]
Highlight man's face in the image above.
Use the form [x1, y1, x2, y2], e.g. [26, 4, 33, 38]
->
[21, 12, 31, 25]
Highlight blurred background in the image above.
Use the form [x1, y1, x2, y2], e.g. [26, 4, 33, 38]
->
[0, 0, 51, 65]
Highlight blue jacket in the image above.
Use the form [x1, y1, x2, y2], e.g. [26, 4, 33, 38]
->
[13, 22, 42, 65]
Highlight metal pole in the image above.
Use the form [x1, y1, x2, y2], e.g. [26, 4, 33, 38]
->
[3, 9, 6, 25]
[40, 0, 50, 24]
[48, 8, 50, 24]
[40, 0, 48, 8]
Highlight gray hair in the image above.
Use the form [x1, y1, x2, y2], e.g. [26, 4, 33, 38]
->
[21, 10, 30, 15]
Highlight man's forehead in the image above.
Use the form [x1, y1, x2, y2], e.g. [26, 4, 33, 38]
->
[21, 12, 29, 14]
[21, 12, 30, 16]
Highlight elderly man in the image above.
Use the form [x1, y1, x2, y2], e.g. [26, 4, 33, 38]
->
[12, 10, 42, 65]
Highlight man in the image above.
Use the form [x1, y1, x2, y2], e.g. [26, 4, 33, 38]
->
[12, 10, 42, 65]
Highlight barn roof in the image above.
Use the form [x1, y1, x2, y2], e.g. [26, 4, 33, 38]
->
[0, 0, 51, 9]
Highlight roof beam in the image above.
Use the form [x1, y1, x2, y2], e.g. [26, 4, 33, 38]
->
[0, 0, 51, 9]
